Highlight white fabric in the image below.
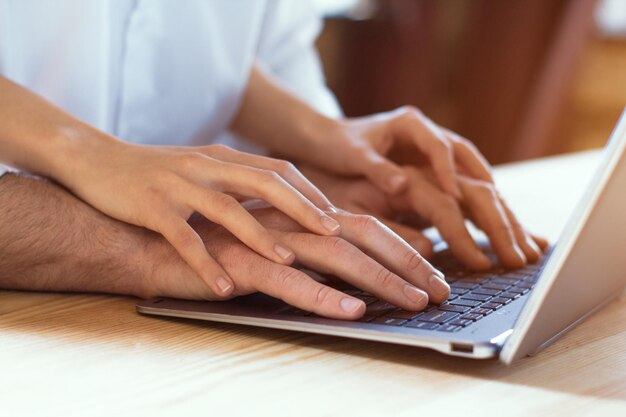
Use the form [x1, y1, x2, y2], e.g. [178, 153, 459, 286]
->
[0, 0, 341, 150]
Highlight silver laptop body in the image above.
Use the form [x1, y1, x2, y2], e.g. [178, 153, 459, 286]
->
[137, 111, 626, 364]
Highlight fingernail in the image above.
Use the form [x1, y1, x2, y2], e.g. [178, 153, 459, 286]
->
[274, 243, 294, 261]
[325, 206, 338, 214]
[216, 276, 232, 294]
[340, 297, 363, 313]
[428, 274, 450, 298]
[388, 175, 407, 192]
[320, 215, 341, 234]
[403, 285, 428, 307]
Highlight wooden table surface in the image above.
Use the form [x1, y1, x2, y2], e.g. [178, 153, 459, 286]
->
[1, 150, 624, 417]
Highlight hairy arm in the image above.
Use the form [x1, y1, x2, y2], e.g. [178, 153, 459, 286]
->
[0, 172, 152, 296]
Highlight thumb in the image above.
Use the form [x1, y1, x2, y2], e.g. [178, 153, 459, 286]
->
[354, 148, 408, 194]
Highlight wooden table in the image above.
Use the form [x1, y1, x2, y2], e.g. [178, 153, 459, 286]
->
[1, 150, 624, 416]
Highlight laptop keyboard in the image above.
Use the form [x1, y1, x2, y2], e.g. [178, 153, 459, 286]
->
[280, 249, 551, 333]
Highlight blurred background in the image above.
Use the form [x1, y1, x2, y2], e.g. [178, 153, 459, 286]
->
[312, 0, 626, 164]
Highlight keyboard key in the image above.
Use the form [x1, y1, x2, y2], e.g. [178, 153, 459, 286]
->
[508, 287, 530, 295]
[480, 302, 502, 310]
[460, 313, 483, 321]
[449, 318, 472, 327]
[461, 293, 491, 302]
[387, 309, 423, 320]
[438, 304, 471, 313]
[413, 310, 459, 324]
[449, 298, 482, 308]
[489, 297, 512, 305]
[490, 277, 519, 285]
[451, 287, 469, 295]
[357, 314, 377, 322]
[472, 308, 493, 316]
[471, 288, 501, 296]
[481, 282, 510, 291]
[359, 296, 378, 305]
[366, 301, 397, 317]
[499, 291, 521, 299]
[439, 324, 462, 332]
[515, 282, 533, 289]
[453, 281, 479, 289]
[405, 321, 439, 330]
[372, 317, 407, 326]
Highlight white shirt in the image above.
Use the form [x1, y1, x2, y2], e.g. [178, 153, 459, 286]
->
[0, 0, 341, 155]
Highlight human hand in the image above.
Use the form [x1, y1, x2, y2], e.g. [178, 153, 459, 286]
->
[142, 206, 451, 320]
[299, 164, 548, 271]
[307, 106, 494, 198]
[53, 139, 342, 298]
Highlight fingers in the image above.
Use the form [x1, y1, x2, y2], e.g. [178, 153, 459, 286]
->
[281, 230, 432, 310]
[187, 185, 297, 265]
[392, 107, 461, 198]
[352, 147, 408, 194]
[158, 217, 235, 298]
[459, 177, 526, 268]
[191, 156, 342, 238]
[254, 261, 366, 320]
[498, 197, 543, 263]
[378, 218, 434, 259]
[330, 211, 451, 304]
[443, 128, 494, 183]
[531, 234, 550, 251]
[200, 145, 335, 210]
[403, 167, 492, 270]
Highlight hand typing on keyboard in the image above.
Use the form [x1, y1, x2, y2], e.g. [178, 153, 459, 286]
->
[143, 206, 451, 320]
[299, 164, 548, 271]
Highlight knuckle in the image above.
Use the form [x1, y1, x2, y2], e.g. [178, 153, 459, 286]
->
[322, 236, 351, 255]
[272, 267, 301, 289]
[313, 285, 334, 306]
[352, 214, 380, 233]
[204, 144, 231, 156]
[430, 196, 461, 223]
[404, 250, 424, 271]
[214, 193, 240, 211]
[257, 169, 282, 185]
[273, 160, 296, 177]
[399, 105, 422, 118]
[176, 152, 205, 171]
[374, 268, 396, 289]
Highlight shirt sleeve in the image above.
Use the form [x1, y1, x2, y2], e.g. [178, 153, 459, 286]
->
[255, 0, 343, 118]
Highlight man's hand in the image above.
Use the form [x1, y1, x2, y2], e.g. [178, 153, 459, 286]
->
[0, 173, 449, 320]
[299, 165, 548, 271]
[146, 206, 451, 320]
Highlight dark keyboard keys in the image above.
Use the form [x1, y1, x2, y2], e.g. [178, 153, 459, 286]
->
[438, 304, 471, 314]
[461, 293, 492, 302]
[449, 298, 482, 308]
[372, 317, 407, 326]
[460, 313, 483, 321]
[405, 321, 440, 330]
[413, 310, 459, 324]
[439, 324, 462, 332]
[471, 288, 501, 296]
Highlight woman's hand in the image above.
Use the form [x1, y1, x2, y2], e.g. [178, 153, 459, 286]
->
[53, 139, 342, 298]
[299, 164, 548, 271]
[318, 106, 495, 197]
[231, 67, 491, 198]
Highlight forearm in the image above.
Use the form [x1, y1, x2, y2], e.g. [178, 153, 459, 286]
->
[230, 64, 341, 161]
[0, 172, 151, 296]
[0, 76, 121, 180]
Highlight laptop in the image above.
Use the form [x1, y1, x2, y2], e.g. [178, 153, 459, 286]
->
[137, 111, 626, 364]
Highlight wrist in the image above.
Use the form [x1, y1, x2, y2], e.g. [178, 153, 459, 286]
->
[41, 124, 124, 185]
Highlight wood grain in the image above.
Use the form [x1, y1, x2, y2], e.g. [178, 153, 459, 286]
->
[1, 151, 624, 417]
